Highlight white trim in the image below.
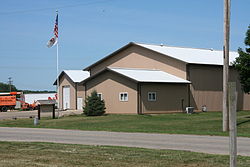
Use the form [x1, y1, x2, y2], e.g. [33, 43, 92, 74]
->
[77, 97, 83, 110]
[62, 85, 70, 110]
[148, 92, 156, 101]
[119, 92, 128, 102]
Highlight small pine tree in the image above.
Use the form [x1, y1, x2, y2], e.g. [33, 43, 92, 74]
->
[83, 90, 106, 116]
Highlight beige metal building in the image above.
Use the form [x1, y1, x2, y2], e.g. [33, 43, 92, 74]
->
[57, 42, 250, 113]
[81, 67, 190, 114]
[54, 70, 89, 110]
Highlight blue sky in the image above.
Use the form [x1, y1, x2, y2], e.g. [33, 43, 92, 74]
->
[0, 0, 249, 90]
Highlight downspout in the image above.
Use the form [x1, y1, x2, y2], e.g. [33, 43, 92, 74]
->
[84, 83, 87, 102]
[137, 82, 142, 115]
[186, 64, 191, 107]
[140, 83, 142, 114]
[137, 82, 140, 114]
[75, 83, 78, 110]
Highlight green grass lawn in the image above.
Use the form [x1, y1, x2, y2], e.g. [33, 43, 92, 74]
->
[0, 141, 250, 167]
[0, 111, 249, 137]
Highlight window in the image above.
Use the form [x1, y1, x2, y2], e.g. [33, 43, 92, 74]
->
[148, 92, 156, 101]
[97, 93, 103, 100]
[119, 92, 128, 101]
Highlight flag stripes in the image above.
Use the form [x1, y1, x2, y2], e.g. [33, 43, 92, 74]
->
[47, 12, 58, 48]
[54, 14, 58, 38]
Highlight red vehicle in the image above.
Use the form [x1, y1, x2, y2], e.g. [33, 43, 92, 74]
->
[0, 92, 38, 111]
[19, 100, 36, 110]
[0, 95, 16, 112]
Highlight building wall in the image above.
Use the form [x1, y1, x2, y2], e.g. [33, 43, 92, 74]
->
[24, 93, 56, 104]
[90, 45, 187, 79]
[86, 71, 138, 114]
[59, 74, 76, 110]
[77, 84, 85, 109]
[230, 69, 250, 110]
[243, 93, 250, 110]
[77, 85, 85, 98]
[189, 64, 250, 111]
[140, 83, 189, 113]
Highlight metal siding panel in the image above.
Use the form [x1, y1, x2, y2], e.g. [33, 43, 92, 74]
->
[141, 83, 188, 113]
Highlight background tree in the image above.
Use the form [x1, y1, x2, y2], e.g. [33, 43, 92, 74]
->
[83, 90, 106, 116]
[233, 25, 250, 93]
[0, 82, 18, 92]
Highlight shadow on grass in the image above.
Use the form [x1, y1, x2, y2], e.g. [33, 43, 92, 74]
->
[139, 114, 153, 117]
[237, 119, 250, 126]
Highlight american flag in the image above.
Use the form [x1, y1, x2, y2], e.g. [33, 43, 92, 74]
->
[54, 13, 58, 38]
[47, 12, 58, 48]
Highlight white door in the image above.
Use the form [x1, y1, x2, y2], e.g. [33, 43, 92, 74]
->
[63, 86, 70, 110]
[77, 98, 83, 110]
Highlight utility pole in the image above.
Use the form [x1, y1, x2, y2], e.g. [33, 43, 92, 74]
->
[8, 77, 13, 92]
[223, 0, 230, 132]
[228, 82, 237, 167]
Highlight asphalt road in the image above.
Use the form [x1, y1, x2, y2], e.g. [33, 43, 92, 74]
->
[0, 110, 82, 120]
[0, 127, 249, 156]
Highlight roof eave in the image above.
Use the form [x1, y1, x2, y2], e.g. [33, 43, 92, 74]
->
[83, 42, 136, 71]
[80, 67, 191, 85]
[139, 81, 191, 84]
[53, 71, 77, 86]
[134, 43, 188, 64]
[53, 71, 65, 85]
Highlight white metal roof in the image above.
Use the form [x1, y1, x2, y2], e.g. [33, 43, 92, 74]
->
[64, 70, 90, 83]
[24, 93, 56, 104]
[109, 67, 190, 83]
[135, 43, 238, 65]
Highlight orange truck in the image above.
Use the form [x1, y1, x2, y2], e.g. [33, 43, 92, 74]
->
[0, 96, 16, 112]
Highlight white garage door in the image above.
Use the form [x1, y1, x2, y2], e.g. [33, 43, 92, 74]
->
[77, 98, 83, 110]
[63, 86, 70, 110]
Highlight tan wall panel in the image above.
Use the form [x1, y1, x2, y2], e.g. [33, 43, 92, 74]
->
[189, 65, 224, 111]
[230, 69, 250, 110]
[90, 45, 187, 79]
[59, 74, 76, 110]
[77, 84, 85, 108]
[141, 83, 188, 113]
[77, 85, 85, 98]
[189, 64, 250, 111]
[243, 94, 250, 110]
[86, 71, 137, 114]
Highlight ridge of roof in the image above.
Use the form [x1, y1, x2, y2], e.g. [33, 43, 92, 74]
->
[108, 67, 161, 71]
[64, 70, 85, 72]
[133, 42, 237, 53]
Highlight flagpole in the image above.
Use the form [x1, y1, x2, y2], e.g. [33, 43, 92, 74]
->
[56, 10, 60, 118]
[57, 40, 60, 118]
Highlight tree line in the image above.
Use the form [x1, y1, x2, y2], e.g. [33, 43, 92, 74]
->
[0, 82, 55, 94]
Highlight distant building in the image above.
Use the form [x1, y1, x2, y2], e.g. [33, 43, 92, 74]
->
[24, 93, 57, 104]
[55, 42, 250, 113]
